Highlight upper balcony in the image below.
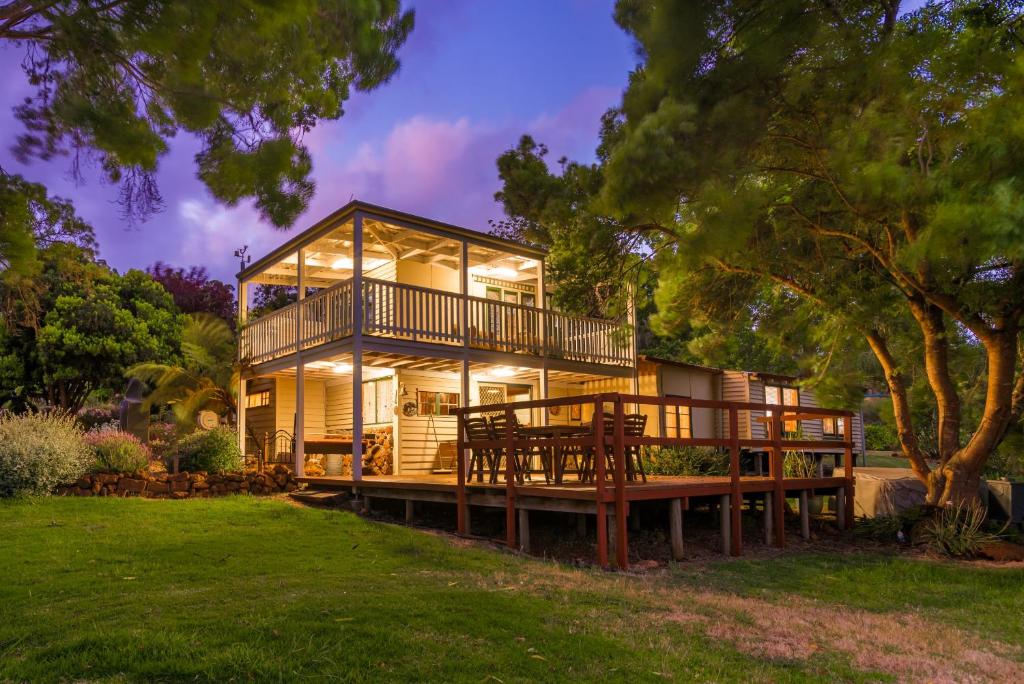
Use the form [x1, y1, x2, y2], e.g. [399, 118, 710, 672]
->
[237, 202, 633, 370]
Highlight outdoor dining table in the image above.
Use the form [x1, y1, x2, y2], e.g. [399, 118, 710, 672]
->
[518, 424, 593, 484]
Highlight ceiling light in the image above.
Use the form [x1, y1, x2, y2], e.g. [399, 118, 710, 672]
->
[492, 366, 516, 378]
[491, 267, 518, 280]
[332, 362, 353, 374]
[331, 257, 353, 270]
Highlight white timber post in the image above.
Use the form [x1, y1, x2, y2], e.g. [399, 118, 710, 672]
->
[352, 213, 364, 481]
[295, 248, 306, 478]
[538, 257, 549, 427]
[237, 278, 248, 458]
[460, 240, 471, 473]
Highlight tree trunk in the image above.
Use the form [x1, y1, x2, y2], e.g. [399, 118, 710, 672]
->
[909, 301, 961, 460]
[925, 330, 1019, 505]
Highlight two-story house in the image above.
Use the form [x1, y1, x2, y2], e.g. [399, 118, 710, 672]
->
[236, 202, 635, 479]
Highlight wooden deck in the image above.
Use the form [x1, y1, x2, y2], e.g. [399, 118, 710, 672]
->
[296, 392, 857, 571]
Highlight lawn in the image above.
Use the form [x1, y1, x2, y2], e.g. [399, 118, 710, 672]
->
[1, 497, 1021, 682]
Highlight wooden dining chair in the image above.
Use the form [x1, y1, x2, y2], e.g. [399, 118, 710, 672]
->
[578, 413, 616, 483]
[488, 414, 551, 484]
[463, 416, 494, 483]
[623, 413, 649, 482]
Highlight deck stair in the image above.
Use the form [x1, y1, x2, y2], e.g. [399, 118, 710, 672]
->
[289, 489, 349, 507]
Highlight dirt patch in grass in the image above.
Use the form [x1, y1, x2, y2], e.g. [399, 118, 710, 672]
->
[661, 590, 1022, 683]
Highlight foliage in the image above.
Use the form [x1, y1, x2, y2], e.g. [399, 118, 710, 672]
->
[783, 452, 817, 479]
[855, 506, 930, 544]
[0, 231, 184, 413]
[148, 421, 178, 461]
[76, 405, 120, 431]
[865, 423, 900, 453]
[249, 284, 298, 318]
[147, 263, 235, 322]
[176, 427, 242, 474]
[0, 412, 91, 496]
[85, 427, 150, 474]
[920, 502, 1003, 558]
[500, 0, 1024, 504]
[129, 313, 238, 430]
[4, 1, 414, 226]
[0, 174, 98, 320]
[984, 429, 1024, 480]
[645, 446, 729, 476]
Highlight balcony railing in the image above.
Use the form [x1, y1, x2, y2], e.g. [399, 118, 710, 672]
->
[241, 277, 633, 367]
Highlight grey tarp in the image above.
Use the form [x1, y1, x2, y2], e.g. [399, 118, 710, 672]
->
[853, 467, 926, 518]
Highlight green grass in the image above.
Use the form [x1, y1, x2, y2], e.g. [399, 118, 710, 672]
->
[861, 452, 913, 468]
[1, 497, 1021, 682]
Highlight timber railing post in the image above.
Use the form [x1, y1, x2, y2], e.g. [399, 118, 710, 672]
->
[770, 411, 786, 548]
[612, 396, 628, 570]
[593, 398, 608, 568]
[456, 409, 467, 535]
[504, 406, 517, 549]
[728, 407, 742, 556]
[843, 412, 855, 530]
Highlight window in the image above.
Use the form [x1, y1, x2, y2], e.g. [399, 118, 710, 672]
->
[665, 395, 692, 438]
[362, 377, 394, 425]
[764, 384, 800, 435]
[822, 416, 846, 439]
[418, 390, 460, 416]
[245, 390, 271, 409]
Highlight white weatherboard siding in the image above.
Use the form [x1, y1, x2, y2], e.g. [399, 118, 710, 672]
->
[396, 369, 460, 474]
[324, 377, 354, 434]
[243, 378, 276, 453]
[720, 371, 751, 439]
[276, 377, 326, 437]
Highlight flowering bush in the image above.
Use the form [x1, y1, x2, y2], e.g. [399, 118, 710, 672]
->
[85, 428, 151, 474]
[0, 412, 92, 497]
[176, 427, 242, 474]
[77, 405, 120, 431]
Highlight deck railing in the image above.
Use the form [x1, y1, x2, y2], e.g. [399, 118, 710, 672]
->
[456, 393, 856, 570]
[241, 277, 631, 366]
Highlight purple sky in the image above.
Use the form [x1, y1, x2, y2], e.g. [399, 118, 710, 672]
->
[0, 0, 636, 284]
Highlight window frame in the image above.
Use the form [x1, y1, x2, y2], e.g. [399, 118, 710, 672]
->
[664, 394, 693, 439]
[417, 389, 460, 416]
[821, 415, 846, 440]
[245, 390, 271, 409]
[362, 376, 394, 425]
[764, 383, 801, 436]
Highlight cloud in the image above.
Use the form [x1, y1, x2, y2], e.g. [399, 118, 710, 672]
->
[174, 198, 283, 278]
[301, 85, 620, 233]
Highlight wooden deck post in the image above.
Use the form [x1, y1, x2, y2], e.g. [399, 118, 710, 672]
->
[719, 494, 731, 554]
[608, 511, 617, 560]
[799, 490, 810, 540]
[669, 498, 684, 561]
[612, 398, 628, 570]
[504, 406, 517, 549]
[836, 487, 847, 529]
[593, 400, 608, 568]
[763, 492, 773, 545]
[843, 414, 855, 529]
[456, 409, 468, 535]
[518, 508, 530, 553]
[770, 411, 786, 548]
[728, 407, 742, 556]
[405, 499, 415, 523]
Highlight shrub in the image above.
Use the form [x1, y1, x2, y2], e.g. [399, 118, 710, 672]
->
[0, 412, 92, 497]
[855, 506, 930, 543]
[646, 446, 729, 476]
[864, 422, 899, 452]
[783, 451, 817, 478]
[920, 501, 1002, 557]
[85, 428, 151, 474]
[77, 405, 119, 431]
[176, 427, 242, 474]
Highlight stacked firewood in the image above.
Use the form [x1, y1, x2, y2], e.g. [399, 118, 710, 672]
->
[362, 427, 393, 475]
